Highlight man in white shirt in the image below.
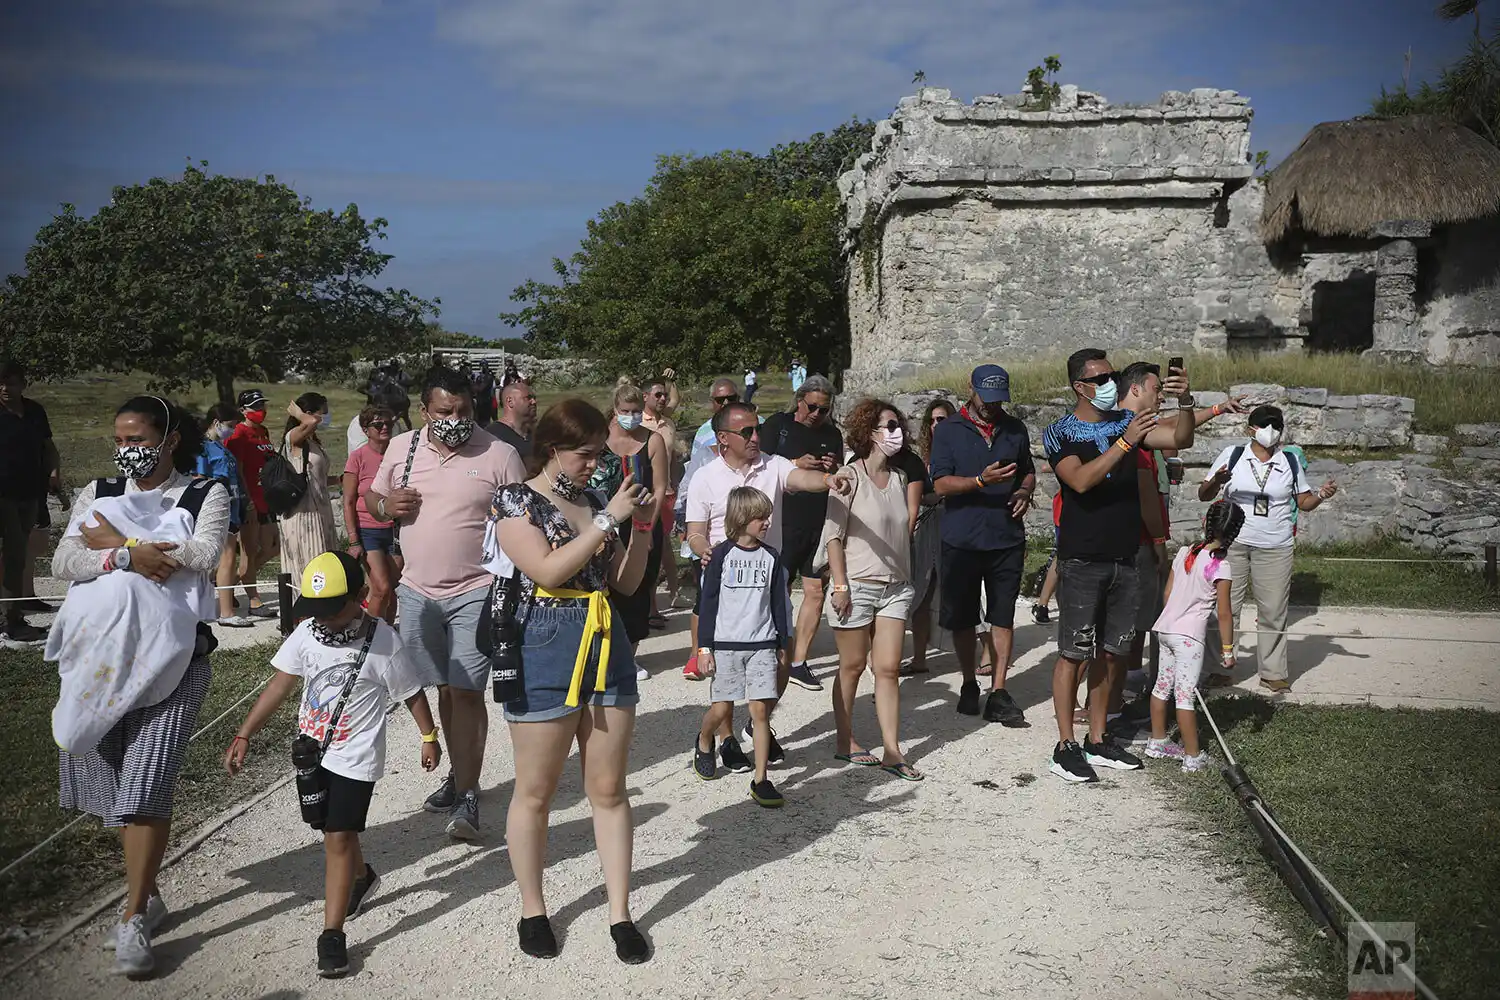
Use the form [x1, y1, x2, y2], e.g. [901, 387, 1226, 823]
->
[683, 402, 851, 763]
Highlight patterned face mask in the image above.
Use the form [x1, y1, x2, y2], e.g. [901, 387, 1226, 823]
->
[429, 416, 475, 447]
[114, 443, 163, 480]
[548, 455, 584, 501]
[310, 616, 364, 647]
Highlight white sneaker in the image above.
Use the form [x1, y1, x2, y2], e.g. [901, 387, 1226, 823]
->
[216, 615, 257, 628]
[1181, 751, 1213, 773]
[635, 666, 649, 680]
[112, 914, 154, 978]
[103, 894, 167, 950]
[1143, 737, 1185, 760]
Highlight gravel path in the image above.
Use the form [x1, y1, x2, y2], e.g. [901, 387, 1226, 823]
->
[10, 592, 1308, 1000]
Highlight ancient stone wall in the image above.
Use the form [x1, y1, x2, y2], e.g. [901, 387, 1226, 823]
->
[840, 86, 1290, 391]
[1421, 217, 1500, 365]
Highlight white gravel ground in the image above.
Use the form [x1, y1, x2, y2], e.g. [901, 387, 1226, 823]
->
[9, 593, 1308, 1000]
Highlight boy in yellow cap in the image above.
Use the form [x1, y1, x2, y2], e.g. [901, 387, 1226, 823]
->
[225, 550, 440, 978]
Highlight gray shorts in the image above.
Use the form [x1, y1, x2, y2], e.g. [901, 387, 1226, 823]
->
[397, 583, 491, 692]
[708, 648, 780, 704]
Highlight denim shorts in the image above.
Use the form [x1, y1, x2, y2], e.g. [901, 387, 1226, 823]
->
[827, 579, 915, 630]
[1056, 559, 1140, 662]
[358, 525, 397, 554]
[503, 601, 640, 722]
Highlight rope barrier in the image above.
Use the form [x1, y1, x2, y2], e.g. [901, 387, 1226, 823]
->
[1237, 628, 1500, 645]
[0, 582, 284, 605]
[0, 673, 273, 883]
[1195, 689, 1440, 1000]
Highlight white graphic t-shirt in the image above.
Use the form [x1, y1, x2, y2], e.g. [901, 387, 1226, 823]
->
[271, 618, 424, 783]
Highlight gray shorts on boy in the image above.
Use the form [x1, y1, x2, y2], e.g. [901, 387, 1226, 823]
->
[708, 648, 780, 703]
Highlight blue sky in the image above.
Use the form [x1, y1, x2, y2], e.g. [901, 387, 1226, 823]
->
[0, 1, 1475, 338]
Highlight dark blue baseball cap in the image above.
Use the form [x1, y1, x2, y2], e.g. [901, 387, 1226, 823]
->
[971, 364, 1010, 403]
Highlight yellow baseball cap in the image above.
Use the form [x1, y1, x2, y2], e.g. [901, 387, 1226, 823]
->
[292, 551, 364, 618]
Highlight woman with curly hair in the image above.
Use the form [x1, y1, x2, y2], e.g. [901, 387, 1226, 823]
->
[820, 398, 923, 780]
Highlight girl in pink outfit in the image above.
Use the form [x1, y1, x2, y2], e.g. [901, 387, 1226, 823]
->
[1145, 500, 1245, 772]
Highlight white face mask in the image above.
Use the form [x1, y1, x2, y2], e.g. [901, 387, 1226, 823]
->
[1253, 425, 1282, 449]
[1089, 379, 1119, 412]
[874, 428, 904, 457]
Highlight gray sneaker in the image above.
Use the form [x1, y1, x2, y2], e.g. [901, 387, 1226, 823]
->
[423, 773, 457, 814]
[112, 914, 154, 978]
[102, 894, 167, 950]
[446, 791, 480, 840]
[216, 615, 257, 628]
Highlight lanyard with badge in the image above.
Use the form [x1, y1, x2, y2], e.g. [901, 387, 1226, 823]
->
[1248, 456, 1273, 517]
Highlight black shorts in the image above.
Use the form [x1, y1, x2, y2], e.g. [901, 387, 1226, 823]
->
[1056, 558, 1140, 662]
[36, 499, 50, 530]
[938, 543, 1025, 631]
[320, 767, 376, 833]
[780, 523, 826, 581]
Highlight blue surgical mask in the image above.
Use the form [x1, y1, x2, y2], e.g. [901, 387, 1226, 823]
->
[616, 413, 642, 431]
[1090, 379, 1119, 412]
[319, 410, 333, 428]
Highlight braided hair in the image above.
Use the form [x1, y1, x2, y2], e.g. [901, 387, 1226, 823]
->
[1184, 499, 1245, 577]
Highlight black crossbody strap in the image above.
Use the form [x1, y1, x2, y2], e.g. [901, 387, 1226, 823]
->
[320, 620, 377, 755]
[401, 428, 422, 488]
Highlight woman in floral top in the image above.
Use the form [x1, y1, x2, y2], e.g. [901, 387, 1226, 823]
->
[485, 398, 659, 965]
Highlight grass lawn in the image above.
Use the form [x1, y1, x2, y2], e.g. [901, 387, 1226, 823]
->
[1159, 700, 1500, 1000]
[904, 352, 1493, 436]
[0, 642, 296, 938]
[1292, 538, 1500, 613]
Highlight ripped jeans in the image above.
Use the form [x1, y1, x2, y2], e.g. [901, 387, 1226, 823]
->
[1056, 558, 1140, 663]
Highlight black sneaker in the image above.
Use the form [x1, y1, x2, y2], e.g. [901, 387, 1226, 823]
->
[719, 736, 752, 773]
[982, 688, 1026, 726]
[316, 929, 349, 978]
[517, 915, 559, 959]
[787, 661, 822, 691]
[346, 864, 381, 919]
[1032, 604, 1051, 625]
[740, 722, 786, 764]
[750, 777, 785, 808]
[692, 740, 718, 780]
[957, 680, 981, 716]
[1050, 740, 1099, 783]
[610, 920, 651, 964]
[423, 773, 456, 814]
[2, 621, 47, 645]
[1083, 736, 1144, 771]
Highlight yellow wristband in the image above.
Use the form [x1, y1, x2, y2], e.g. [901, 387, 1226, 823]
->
[1115, 437, 1133, 453]
[125, 538, 140, 548]
[974, 476, 984, 488]
[420, 727, 440, 744]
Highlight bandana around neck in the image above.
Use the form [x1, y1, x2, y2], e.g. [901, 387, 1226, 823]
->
[310, 616, 366, 648]
[960, 404, 995, 443]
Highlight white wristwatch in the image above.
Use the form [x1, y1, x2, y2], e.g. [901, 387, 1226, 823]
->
[592, 511, 618, 538]
[112, 546, 131, 571]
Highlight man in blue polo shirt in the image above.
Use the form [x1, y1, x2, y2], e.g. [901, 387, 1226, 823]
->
[929, 364, 1036, 724]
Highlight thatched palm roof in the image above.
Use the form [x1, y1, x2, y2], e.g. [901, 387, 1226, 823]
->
[1260, 115, 1500, 245]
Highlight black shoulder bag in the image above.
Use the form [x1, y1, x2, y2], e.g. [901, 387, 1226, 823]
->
[290, 620, 376, 829]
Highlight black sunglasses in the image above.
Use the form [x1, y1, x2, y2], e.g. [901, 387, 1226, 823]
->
[713, 394, 739, 405]
[932, 414, 947, 424]
[366, 420, 392, 431]
[880, 420, 902, 432]
[1077, 372, 1118, 386]
[730, 425, 760, 441]
[804, 403, 830, 415]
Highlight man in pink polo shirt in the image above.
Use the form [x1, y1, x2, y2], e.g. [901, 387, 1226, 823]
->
[683, 401, 852, 770]
[365, 366, 525, 840]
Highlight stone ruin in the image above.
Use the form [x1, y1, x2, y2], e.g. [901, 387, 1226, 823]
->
[838, 85, 1500, 392]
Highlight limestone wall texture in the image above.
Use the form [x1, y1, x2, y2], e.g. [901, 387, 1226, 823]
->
[839, 85, 1500, 389]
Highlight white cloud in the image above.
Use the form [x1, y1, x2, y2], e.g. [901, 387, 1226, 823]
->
[148, 0, 390, 50]
[432, 0, 1206, 111]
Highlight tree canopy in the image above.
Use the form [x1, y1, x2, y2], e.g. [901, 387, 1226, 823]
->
[0, 162, 437, 401]
[1372, 6, 1498, 146]
[501, 119, 876, 379]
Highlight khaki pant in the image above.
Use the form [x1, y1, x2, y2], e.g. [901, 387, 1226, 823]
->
[1227, 541, 1294, 682]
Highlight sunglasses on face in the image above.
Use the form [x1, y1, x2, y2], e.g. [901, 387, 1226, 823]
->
[712, 394, 739, 405]
[804, 403, 830, 415]
[880, 420, 902, 432]
[367, 421, 392, 431]
[730, 426, 760, 441]
[932, 414, 947, 424]
[651, 391, 667, 398]
[1077, 372, 1118, 386]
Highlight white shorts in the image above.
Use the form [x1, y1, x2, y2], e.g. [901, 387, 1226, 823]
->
[827, 580, 916, 630]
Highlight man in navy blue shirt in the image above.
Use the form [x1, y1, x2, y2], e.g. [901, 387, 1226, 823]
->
[929, 364, 1036, 724]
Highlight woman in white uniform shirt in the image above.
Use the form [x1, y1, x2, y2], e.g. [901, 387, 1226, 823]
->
[1199, 405, 1336, 693]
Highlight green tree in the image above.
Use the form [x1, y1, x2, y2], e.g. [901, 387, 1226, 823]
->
[501, 119, 876, 378]
[0, 162, 437, 402]
[1373, 8, 1498, 145]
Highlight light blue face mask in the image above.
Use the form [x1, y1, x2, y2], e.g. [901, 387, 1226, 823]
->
[1090, 379, 1119, 412]
[319, 410, 333, 428]
[616, 412, 642, 431]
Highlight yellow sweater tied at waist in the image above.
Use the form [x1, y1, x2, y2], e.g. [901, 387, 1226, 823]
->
[533, 586, 612, 707]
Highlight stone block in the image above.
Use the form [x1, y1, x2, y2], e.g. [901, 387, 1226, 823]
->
[1412, 434, 1448, 455]
[937, 167, 986, 183]
[1437, 514, 1499, 535]
[1047, 167, 1075, 182]
[1073, 168, 1112, 182]
[1230, 383, 1287, 403]
[1286, 387, 1328, 406]
[1325, 394, 1362, 409]
[1358, 393, 1403, 410]
[1370, 219, 1433, 240]
[1461, 446, 1500, 461]
[918, 87, 954, 103]
[1193, 390, 1229, 407]
[1453, 423, 1500, 445]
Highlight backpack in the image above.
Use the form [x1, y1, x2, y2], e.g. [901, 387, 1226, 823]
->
[1224, 443, 1301, 495]
[95, 476, 220, 522]
[259, 442, 309, 517]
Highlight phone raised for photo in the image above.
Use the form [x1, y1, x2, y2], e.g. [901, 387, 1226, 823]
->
[1168, 355, 1184, 375]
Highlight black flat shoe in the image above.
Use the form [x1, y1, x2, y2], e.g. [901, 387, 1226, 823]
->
[610, 920, 651, 964]
[518, 915, 558, 958]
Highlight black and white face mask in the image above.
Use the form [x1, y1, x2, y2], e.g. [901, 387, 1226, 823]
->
[114, 444, 163, 481]
[548, 455, 584, 502]
[310, 616, 364, 647]
[429, 416, 475, 447]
